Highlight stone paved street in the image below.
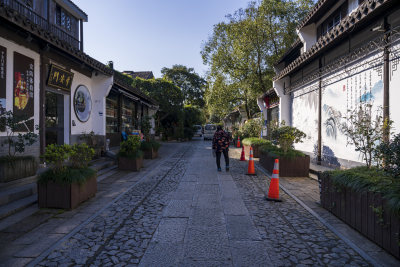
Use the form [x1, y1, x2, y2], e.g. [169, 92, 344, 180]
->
[2, 140, 373, 266]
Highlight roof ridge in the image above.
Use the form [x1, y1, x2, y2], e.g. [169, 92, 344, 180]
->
[274, 0, 391, 81]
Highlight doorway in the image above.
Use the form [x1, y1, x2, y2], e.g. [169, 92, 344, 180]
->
[45, 91, 65, 146]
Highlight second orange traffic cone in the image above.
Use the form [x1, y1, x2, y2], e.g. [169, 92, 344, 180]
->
[236, 137, 241, 148]
[246, 147, 256, 175]
[240, 146, 246, 161]
[266, 159, 282, 202]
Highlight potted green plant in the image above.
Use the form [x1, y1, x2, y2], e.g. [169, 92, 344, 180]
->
[118, 135, 143, 171]
[242, 137, 271, 158]
[37, 144, 96, 209]
[259, 123, 309, 177]
[0, 111, 38, 182]
[141, 140, 161, 159]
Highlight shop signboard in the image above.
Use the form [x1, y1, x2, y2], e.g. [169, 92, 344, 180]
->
[74, 85, 91, 122]
[47, 64, 74, 91]
[0, 46, 6, 132]
[13, 52, 34, 131]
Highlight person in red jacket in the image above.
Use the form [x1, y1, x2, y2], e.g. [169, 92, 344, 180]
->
[212, 125, 230, 172]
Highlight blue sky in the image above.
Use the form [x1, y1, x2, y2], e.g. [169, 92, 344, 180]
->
[74, 0, 251, 78]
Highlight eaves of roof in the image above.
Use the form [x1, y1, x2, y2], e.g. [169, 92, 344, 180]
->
[297, 0, 331, 30]
[274, 0, 393, 81]
[0, 4, 112, 76]
[274, 39, 302, 66]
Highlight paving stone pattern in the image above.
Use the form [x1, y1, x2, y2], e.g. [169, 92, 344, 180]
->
[36, 141, 370, 266]
[37, 144, 192, 266]
[229, 159, 370, 267]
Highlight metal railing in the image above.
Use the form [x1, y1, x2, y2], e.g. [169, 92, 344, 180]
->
[1, 0, 81, 49]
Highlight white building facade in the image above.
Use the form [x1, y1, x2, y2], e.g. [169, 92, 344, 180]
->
[265, 0, 400, 168]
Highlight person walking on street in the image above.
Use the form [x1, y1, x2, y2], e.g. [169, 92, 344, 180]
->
[212, 125, 230, 172]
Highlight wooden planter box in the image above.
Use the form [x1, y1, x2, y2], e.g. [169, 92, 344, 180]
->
[243, 145, 261, 158]
[38, 175, 97, 209]
[0, 157, 38, 183]
[118, 156, 143, 171]
[320, 174, 400, 259]
[143, 149, 158, 159]
[259, 151, 310, 177]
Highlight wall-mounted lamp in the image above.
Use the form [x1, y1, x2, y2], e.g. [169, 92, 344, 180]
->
[371, 23, 384, 32]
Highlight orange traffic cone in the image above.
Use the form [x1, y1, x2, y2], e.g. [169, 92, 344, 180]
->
[236, 137, 241, 148]
[246, 147, 256, 175]
[266, 159, 282, 202]
[240, 146, 246, 161]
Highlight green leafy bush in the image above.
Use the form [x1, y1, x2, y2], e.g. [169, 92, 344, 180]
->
[375, 133, 400, 177]
[323, 167, 400, 213]
[240, 118, 262, 139]
[70, 144, 95, 169]
[141, 140, 162, 152]
[271, 124, 306, 153]
[119, 135, 143, 159]
[242, 138, 271, 147]
[0, 111, 38, 157]
[41, 144, 71, 172]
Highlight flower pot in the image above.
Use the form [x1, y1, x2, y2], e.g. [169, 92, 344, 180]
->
[143, 149, 158, 159]
[37, 174, 97, 209]
[259, 151, 310, 177]
[0, 157, 38, 183]
[118, 156, 143, 171]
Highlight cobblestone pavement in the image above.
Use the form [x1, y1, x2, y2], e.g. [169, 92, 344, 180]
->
[32, 141, 370, 266]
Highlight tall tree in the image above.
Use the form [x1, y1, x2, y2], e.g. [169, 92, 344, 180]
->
[161, 65, 207, 107]
[201, 0, 313, 120]
[132, 77, 183, 137]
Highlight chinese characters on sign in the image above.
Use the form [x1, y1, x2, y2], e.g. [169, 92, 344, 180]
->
[13, 52, 34, 132]
[47, 64, 74, 91]
[0, 45, 6, 117]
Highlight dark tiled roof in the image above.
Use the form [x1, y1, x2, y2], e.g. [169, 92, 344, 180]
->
[274, 0, 392, 81]
[274, 39, 302, 66]
[114, 71, 158, 106]
[0, 3, 112, 75]
[297, 0, 331, 30]
[123, 71, 154, 80]
[66, 0, 88, 19]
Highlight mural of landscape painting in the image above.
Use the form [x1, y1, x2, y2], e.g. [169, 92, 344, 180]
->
[292, 86, 318, 154]
[322, 68, 383, 163]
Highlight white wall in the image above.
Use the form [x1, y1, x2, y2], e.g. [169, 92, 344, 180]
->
[292, 85, 319, 155]
[0, 37, 40, 136]
[390, 41, 400, 135]
[297, 24, 317, 53]
[70, 71, 113, 136]
[273, 76, 291, 125]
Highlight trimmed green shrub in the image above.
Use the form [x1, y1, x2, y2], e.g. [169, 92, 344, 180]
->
[240, 118, 262, 139]
[119, 135, 143, 159]
[38, 167, 96, 185]
[140, 140, 161, 152]
[259, 143, 305, 159]
[242, 138, 271, 147]
[323, 167, 400, 214]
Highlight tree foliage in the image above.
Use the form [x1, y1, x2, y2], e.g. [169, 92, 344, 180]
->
[161, 65, 206, 107]
[201, 0, 313, 121]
